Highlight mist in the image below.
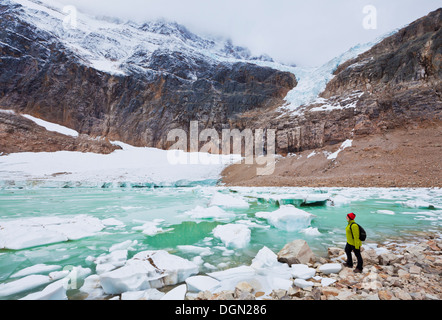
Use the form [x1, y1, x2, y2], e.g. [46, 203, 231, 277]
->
[56, 0, 441, 66]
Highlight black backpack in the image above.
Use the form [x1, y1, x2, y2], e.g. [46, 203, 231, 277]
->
[350, 223, 367, 241]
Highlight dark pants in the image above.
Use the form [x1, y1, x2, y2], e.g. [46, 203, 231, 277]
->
[345, 243, 363, 270]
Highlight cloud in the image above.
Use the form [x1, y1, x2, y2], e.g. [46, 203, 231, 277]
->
[57, 0, 441, 66]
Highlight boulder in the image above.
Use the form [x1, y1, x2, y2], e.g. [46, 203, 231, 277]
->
[277, 240, 315, 266]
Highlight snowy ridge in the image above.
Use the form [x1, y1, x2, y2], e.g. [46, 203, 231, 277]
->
[8, 0, 270, 76]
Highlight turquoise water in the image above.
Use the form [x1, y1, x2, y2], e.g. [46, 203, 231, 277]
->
[0, 186, 441, 299]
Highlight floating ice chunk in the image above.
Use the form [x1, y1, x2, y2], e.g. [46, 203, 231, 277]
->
[109, 240, 138, 252]
[99, 260, 164, 294]
[318, 263, 342, 275]
[185, 276, 220, 292]
[102, 218, 125, 227]
[11, 264, 62, 278]
[291, 264, 316, 280]
[329, 194, 352, 206]
[132, 221, 172, 236]
[132, 250, 199, 286]
[212, 224, 251, 248]
[377, 210, 395, 215]
[44, 215, 104, 240]
[94, 250, 128, 274]
[121, 288, 165, 300]
[0, 275, 50, 298]
[20, 278, 68, 300]
[304, 194, 329, 204]
[0, 223, 67, 250]
[80, 275, 106, 300]
[255, 205, 315, 232]
[300, 227, 321, 236]
[293, 278, 314, 289]
[209, 192, 249, 208]
[400, 200, 436, 209]
[207, 266, 256, 282]
[183, 206, 235, 220]
[177, 245, 213, 256]
[0, 215, 105, 250]
[161, 284, 187, 300]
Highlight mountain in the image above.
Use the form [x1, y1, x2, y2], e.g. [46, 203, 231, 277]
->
[235, 8, 441, 154]
[0, 0, 296, 149]
[0, 0, 440, 168]
[222, 8, 442, 188]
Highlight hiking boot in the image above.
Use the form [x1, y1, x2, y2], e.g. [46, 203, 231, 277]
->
[343, 263, 353, 268]
[353, 268, 363, 273]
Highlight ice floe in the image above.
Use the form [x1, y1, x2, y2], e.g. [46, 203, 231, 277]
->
[183, 205, 235, 221]
[255, 205, 315, 231]
[209, 192, 249, 208]
[212, 224, 251, 249]
[0, 215, 105, 250]
[99, 250, 198, 295]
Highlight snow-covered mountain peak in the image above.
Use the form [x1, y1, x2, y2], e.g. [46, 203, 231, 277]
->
[5, 0, 271, 76]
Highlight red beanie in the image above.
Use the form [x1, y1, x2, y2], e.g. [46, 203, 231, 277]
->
[347, 213, 356, 220]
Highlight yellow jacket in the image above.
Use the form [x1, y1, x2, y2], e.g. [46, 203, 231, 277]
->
[346, 220, 362, 249]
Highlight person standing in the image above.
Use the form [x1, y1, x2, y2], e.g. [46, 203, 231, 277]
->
[344, 212, 363, 273]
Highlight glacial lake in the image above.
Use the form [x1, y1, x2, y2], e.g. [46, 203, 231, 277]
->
[0, 186, 441, 299]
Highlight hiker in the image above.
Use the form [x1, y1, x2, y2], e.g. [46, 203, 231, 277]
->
[344, 212, 363, 273]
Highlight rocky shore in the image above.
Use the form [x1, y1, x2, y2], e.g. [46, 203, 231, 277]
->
[190, 235, 442, 301]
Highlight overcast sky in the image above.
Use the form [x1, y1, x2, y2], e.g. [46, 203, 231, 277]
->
[57, 0, 441, 66]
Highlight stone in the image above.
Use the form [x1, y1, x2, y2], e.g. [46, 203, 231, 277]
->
[234, 281, 254, 298]
[378, 252, 400, 266]
[277, 240, 315, 266]
[409, 265, 422, 274]
[378, 290, 394, 300]
[394, 289, 412, 300]
[212, 291, 235, 300]
[327, 247, 344, 258]
[321, 287, 340, 297]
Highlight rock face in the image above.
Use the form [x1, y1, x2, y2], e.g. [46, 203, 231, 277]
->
[236, 8, 442, 154]
[0, 0, 296, 150]
[277, 239, 316, 266]
[0, 111, 118, 154]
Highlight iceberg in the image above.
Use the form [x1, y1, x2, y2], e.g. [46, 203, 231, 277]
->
[212, 224, 251, 249]
[0, 275, 50, 298]
[11, 264, 62, 278]
[255, 205, 315, 231]
[20, 278, 68, 300]
[183, 205, 235, 221]
[99, 250, 198, 295]
[209, 192, 249, 208]
[0, 215, 105, 250]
